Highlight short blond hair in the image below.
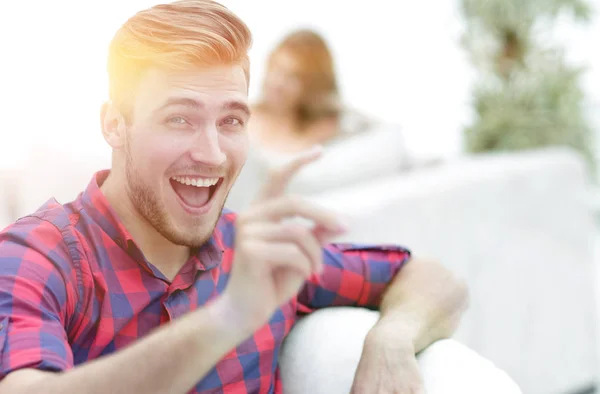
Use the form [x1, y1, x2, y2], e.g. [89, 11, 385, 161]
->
[107, 0, 252, 116]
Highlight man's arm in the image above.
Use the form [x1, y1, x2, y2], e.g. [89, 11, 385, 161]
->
[296, 243, 412, 312]
[370, 258, 469, 352]
[0, 218, 248, 394]
[1, 295, 247, 394]
[2, 147, 346, 394]
[349, 258, 469, 394]
[297, 244, 467, 351]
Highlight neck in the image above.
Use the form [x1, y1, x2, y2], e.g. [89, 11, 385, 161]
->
[101, 171, 190, 281]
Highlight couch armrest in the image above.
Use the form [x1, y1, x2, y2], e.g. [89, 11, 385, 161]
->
[280, 307, 521, 394]
[302, 148, 597, 394]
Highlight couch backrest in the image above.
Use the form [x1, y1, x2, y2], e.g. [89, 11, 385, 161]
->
[226, 123, 410, 212]
[0, 170, 19, 230]
[5, 149, 111, 222]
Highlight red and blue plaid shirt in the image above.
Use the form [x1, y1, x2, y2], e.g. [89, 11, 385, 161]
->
[0, 171, 411, 393]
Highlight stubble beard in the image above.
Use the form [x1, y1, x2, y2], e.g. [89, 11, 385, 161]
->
[124, 147, 225, 248]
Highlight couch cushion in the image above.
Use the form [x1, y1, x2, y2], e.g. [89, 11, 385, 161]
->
[287, 123, 410, 194]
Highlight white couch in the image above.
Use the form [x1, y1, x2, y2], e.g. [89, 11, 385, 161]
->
[1, 143, 595, 393]
[281, 307, 521, 394]
[0, 155, 523, 393]
[228, 143, 598, 394]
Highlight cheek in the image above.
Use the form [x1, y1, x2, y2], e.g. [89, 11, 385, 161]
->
[129, 131, 183, 174]
[221, 133, 249, 172]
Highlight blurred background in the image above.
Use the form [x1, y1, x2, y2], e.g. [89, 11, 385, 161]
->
[1, 0, 599, 393]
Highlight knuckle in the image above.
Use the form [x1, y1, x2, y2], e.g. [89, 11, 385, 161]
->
[282, 222, 310, 239]
[236, 238, 252, 253]
[289, 245, 309, 267]
[285, 243, 302, 258]
[235, 223, 251, 239]
[243, 241, 264, 258]
[236, 212, 251, 227]
[285, 195, 304, 209]
[293, 247, 306, 263]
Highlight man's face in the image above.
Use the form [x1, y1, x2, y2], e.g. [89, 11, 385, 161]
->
[119, 65, 249, 247]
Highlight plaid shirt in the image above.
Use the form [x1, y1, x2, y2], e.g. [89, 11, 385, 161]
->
[0, 171, 411, 393]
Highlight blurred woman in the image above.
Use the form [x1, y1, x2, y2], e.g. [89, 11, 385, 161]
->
[249, 29, 371, 154]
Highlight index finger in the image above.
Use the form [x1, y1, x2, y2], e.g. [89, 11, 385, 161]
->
[257, 145, 323, 200]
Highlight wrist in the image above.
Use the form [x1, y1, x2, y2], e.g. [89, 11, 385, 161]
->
[369, 312, 425, 352]
[364, 323, 416, 357]
[205, 294, 254, 341]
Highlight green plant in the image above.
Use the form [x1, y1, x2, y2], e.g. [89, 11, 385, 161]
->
[462, 0, 595, 172]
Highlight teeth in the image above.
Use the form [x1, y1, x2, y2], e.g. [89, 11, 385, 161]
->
[171, 176, 219, 188]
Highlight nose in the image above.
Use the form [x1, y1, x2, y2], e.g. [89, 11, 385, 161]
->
[189, 126, 226, 167]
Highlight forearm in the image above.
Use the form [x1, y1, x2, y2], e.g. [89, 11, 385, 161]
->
[1, 295, 248, 394]
[375, 259, 469, 353]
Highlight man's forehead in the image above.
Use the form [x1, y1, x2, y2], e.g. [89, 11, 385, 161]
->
[136, 65, 249, 110]
[157, 95, 251, 116]
[164, 66, 247, 89]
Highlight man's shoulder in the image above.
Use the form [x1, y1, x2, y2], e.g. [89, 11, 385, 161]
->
[1, 197, 82, 263]
[0, 199, 82, 320]
[9, 197, 81, 234]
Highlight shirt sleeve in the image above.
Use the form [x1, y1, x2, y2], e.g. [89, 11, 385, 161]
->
[296, 243, 411, 313]
[0, 217, 77, 379]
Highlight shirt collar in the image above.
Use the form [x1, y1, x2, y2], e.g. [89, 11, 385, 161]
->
[80, 170, 224, 274]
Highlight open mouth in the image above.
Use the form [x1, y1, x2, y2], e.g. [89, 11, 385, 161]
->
[169, 175, 223, 212]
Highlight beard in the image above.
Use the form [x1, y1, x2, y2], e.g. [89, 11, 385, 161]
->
[124, 145, 224, 248]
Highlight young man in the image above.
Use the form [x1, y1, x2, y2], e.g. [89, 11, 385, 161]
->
[0, 1, 468, 393]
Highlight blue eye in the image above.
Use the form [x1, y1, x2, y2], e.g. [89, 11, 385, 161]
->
[222, 117, 244, 126]
[168, 116, 188, 125]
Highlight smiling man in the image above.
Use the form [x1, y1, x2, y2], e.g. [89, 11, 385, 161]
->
[0, 1, 469, 394]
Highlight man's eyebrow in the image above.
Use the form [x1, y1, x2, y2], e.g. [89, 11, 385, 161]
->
[156, 98, 250, 117]
[223, 101, 251, 117]
[157, 97, 204, 112]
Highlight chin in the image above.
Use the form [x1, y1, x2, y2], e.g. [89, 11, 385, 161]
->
[158, 175, 231, 246]
[129, 168, 228, 249]
[168, 197, 226, 247]
[165, 217, 220, 248]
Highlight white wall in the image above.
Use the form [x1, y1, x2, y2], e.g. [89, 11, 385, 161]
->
[0, 0, 598, 168]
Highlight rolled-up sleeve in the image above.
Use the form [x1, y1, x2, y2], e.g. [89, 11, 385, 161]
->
[0, 218, 77, 379]
[297, 243, 411, 313]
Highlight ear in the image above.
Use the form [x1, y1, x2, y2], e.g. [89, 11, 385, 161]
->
[100, 101, 127, 149]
